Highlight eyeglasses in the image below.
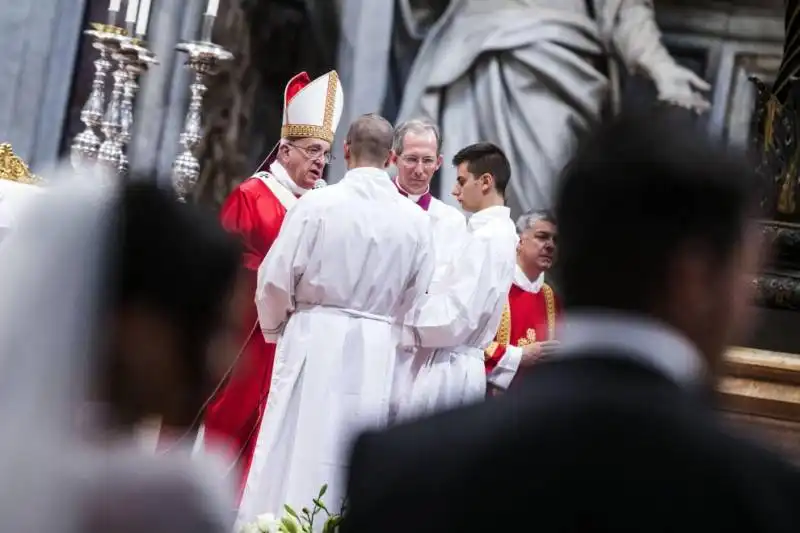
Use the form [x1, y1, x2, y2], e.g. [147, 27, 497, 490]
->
[287, 142, 334, 164]
[398, 155, 437, 169]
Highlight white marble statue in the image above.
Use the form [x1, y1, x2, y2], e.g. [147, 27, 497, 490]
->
[396, 0, 711, 213]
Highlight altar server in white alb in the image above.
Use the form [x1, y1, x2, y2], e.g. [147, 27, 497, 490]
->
[400, 142, 518, 416]
[388, 119, 467, 418]
[238, 113, 435, 522]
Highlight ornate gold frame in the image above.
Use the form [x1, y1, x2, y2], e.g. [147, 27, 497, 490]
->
[0, 144, 41, 185]
[721, 347, 800, 421]
[721, 347, 800, 461]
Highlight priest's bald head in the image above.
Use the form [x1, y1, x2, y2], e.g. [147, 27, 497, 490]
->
[344, 113, 394, 170]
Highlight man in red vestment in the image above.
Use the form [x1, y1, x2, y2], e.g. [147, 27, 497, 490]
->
[485, 210, 561, 394]
[200, 70, 344, 495]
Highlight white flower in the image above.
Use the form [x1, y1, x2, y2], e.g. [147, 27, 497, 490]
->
[256, 513, 279, 533]
[240, 523, 260, 533]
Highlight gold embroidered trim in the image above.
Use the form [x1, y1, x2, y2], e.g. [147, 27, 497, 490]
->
[497, 302, 511, 345]
[323, 71, 338, 132]
[484, 342, 499, 360]
[543, 284, 556, 340]
[281, 124, 334, 143]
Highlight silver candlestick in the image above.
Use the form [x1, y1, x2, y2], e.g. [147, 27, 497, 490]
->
[172, 40, 233, 202]
[116, 40, 158, 177]
[97, 33, 136, 174]
[71, 23, 126, 169]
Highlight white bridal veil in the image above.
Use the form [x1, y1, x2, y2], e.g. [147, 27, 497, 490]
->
[0, 167, 116, 532]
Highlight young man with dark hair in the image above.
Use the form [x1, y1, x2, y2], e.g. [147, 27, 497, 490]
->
[397, 142, 517, 417]
[344, 110, 800, 533]
[450, 142, 511, 212]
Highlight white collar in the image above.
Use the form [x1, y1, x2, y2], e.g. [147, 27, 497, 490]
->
[467, 205, 510, 231]
[555, 311, 706, 387]
[513, 265, 544, 293]
[394, 177, 429, 202]
[343, 166, 394, 187]
[269, 161, 310, 197]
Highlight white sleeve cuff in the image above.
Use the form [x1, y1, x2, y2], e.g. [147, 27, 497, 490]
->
[261, 324, 284, 343]
[487, 345, 523, 390]
[399, 324, 418, 348]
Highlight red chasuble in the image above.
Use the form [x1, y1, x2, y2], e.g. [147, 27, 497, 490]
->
[202, 177, 288, 496]
[484, 283, 561, 387]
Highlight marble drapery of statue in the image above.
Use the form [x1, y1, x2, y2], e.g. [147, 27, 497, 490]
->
[198, 70, 344, 498]
[396, 0, 711, 213]
[485, 210, 562, 395]
[237, 114, 435, 523]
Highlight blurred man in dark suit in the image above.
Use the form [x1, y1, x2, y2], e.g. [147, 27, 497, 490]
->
[342, 109, 800, 533]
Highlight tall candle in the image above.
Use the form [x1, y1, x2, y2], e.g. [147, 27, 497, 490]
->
[135, 0, 152, 37]
[107, 0, 122, 26]
[205, 0, 219, 17]
[125, 0, 139, 23]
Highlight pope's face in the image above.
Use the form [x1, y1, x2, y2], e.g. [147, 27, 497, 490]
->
[281, 137, 332, 189]
[391, 131, 442, 195]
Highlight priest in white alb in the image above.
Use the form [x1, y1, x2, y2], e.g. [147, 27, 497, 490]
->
[388, 118, 467, 419]
[399, 142, 518, 417]
[237, 113, 436, 522]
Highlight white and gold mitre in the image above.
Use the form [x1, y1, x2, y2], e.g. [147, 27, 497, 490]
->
[280, 70, 344, 143]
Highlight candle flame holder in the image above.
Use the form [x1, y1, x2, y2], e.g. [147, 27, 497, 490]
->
[116, 39, 158, 177]
[171, 40, 233, 202]
[70, 23, 127, 169]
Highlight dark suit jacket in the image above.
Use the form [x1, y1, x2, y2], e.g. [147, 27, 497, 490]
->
[343, 354, 800, 533]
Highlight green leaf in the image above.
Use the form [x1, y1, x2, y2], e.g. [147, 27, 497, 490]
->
[284, 505, 300, 520]
[313, 499, 329, 512]
[318, 484, 328, 498]
[281, 517, 300, 533]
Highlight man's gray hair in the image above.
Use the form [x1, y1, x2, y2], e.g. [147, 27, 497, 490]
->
[516, 209, 556, 235]
[392, 118, 443, 155]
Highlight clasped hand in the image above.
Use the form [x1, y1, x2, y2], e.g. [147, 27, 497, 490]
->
[520, 340, 560, 367]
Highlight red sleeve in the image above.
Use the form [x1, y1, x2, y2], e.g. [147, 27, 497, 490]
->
[220, 184, 280, 271]
[484, 341, 508, 374]
[484, 302, 512, 374]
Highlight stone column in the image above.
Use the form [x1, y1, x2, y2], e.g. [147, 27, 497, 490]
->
[0, 0, 86, 170]
[327, 0, 395, 183]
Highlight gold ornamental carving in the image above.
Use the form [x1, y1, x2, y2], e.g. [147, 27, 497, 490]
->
[0, 144, 41, 185]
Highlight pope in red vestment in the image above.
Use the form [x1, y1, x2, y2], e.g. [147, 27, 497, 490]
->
[200, 69, 344, 496]
[485, 212, 561, 392]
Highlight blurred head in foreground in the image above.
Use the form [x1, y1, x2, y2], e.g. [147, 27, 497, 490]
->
[104, 180, 242, 431]
[555, 108, 763, 376]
